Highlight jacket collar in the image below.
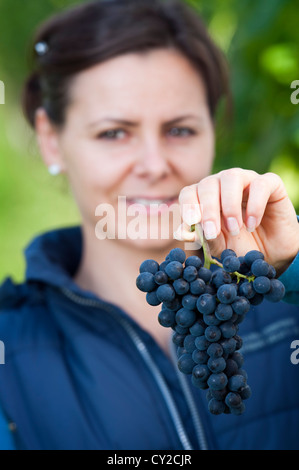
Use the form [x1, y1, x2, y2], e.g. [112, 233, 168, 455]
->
[24, 226, 88, 295]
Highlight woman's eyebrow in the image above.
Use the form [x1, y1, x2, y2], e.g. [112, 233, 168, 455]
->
[87, 114, 202, 129]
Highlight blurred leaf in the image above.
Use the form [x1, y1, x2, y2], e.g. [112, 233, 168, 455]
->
[270, 154, 299, 207]
[260, 43, 299, 84]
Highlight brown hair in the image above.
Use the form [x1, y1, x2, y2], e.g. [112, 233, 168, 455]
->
[22, 0, 231, 129]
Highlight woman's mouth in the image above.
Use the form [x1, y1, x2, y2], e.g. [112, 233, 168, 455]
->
[126, 196, 179, 215]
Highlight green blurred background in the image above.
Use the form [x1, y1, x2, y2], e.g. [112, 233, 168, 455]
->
[0, 0, 299, 284]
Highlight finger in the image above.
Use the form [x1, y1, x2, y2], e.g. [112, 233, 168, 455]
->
[245, 172, 286, 232]
[173, 222, 199, 242]
[219, 169, 245, 236]
[179, 184, 202, 226]
[196, 176, 221, 240]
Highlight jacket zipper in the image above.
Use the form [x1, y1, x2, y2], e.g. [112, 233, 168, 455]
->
[60, 287, 208, 450]
[169, 340, 209, 450]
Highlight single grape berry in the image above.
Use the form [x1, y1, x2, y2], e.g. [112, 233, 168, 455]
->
[220, 338, 237, 355]
[176, 308, 197, 329]
[163, 297, 182, 311]
[225, 392, 242, 409]
[185, 255, 202, 269]
[207, 342, 224, 359]
[249, 293, 264, 305]
[238, 369, 248, 381]
[183, 334, 197, 354]
[230, 402, 246, 415]
[168, 247, 186, 264]
[208, 398, 226, 415]
[203, 312, 221, 326]
[158, 309, 176, 328]
[217, 284, 237, 304]
[172, 332, 187, 347]
[231, 297, 251, 316]
[190, 278, 206, 296]
[238, 281, 255, 299]
[228, 374, 247, 392]
[239, 385, 252, 400]
[207, 357, 227, 373]
[192, 364, 211, 382]
[156, 284, 176, 303]
[192, 349, 209, 365]
[264, 279, 286, 302]
[251, 259, 270, 277]
[195, 335, 211, 351]
[220, 321, 237, 339]
[198, 267, 212, 283]
[253, 276, 271, 294]
[209, 387, 228, 401]
[136, 272, 156, 292]
[224, 359, 239, 378]
[159, 260, 170, 272]
[191, 375, 209, 390]
[154, 270, 168, 285]
[139, 259, 159, 274]
[205, 325, 222, 343]
[211, 269, 232, 289]
[196, 294, 217, 315]
[173, 278, 189, 295]
[177, 353, 195, 374]
[221, 249, 237, 262]
[231, 351, 245, 369]
[215, 303, 233, 321]
[182, 294, 198, 310]
[222, 255, 241, 273]
[234, 335, 243, 350]
[165, 261, 184, 280]
[207, 373, 228, 391]
[183, 266, 198, 282]
[174, 325, 188, 335]
[244, 250, 264, 267]
[238, 256, 251, 274]
[146, 291, 161, 306]
[189, 320, 205, 337]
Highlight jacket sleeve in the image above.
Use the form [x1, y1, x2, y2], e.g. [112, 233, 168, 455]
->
[279, 251, 299, 306]
[0, 406, 16, 450]
[277, 215, 299, 306]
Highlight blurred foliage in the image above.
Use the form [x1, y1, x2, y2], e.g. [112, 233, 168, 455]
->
[0, 0, 299, 282]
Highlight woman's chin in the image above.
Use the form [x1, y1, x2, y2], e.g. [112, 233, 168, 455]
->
[121, 234, 179, 252]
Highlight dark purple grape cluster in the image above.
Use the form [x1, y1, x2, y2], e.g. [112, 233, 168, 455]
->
[136, 247, 285, 416]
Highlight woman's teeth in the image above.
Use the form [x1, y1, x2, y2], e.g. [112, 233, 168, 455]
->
[129, 198, 174, 205]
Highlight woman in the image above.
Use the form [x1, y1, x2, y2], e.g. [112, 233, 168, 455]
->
[0, 0, 298, 450]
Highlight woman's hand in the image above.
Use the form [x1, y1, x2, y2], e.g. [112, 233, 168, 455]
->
[175, 168, 299, 275]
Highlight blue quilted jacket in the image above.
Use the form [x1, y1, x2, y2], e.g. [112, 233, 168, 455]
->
[0, 226, 298, 450]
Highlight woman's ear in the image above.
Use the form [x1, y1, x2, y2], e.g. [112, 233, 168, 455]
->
[34, 107, 66, 174]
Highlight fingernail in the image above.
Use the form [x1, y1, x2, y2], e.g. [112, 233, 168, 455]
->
[203, 221, 217, 240]
[182, 204, 201, 226]
[246, 216, 257, 232]
[227, 217, 240, 236]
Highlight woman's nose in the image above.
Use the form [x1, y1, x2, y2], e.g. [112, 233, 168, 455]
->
[133, 139, 171, 182]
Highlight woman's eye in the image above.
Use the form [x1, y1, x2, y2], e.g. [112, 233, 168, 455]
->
[97, 129, 127, 140]
[167, 127, 196, 137]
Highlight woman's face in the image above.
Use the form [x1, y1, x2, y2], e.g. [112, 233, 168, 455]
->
[38, 48, 215, 248]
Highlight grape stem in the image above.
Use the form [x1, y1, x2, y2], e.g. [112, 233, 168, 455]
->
[193, 223, 255, 283]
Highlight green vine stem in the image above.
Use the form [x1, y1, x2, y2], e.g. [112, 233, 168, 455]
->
[192, 223, 255, 284]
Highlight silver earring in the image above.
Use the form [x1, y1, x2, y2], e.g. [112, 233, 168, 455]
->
[48, 164, 61, 176]
[35, 42, 49, 56]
